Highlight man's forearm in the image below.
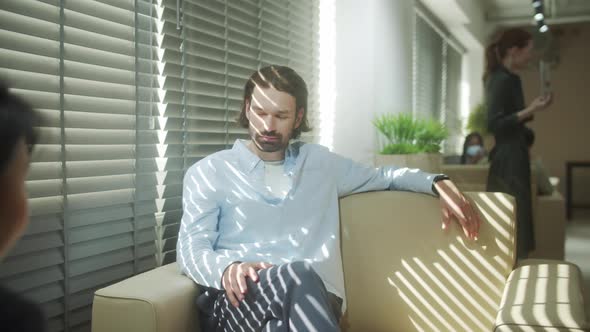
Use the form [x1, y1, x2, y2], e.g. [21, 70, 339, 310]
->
[385, 167, 442, 196]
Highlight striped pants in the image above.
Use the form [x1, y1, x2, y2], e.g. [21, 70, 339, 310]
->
[196, 261, 342, 332]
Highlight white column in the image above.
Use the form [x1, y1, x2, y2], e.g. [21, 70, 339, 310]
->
[331, 0, 414, 165]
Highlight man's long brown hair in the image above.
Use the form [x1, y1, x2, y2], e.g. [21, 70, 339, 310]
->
[238, 65, 311, 139]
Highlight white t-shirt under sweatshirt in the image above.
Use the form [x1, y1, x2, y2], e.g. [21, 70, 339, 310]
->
[263, 160, 292, 199]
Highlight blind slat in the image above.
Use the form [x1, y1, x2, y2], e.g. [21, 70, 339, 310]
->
[69, 201, 156, 229]
[2, 266, 64, 294]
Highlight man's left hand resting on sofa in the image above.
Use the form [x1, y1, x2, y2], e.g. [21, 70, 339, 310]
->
[436, 179, 481, 240]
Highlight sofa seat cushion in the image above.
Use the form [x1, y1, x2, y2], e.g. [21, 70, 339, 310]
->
[494, 260, 589, 331]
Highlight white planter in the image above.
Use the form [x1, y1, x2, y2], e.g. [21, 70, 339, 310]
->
[374, 153, 443, 174]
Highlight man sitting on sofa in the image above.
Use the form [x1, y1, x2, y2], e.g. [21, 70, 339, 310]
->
[177, 65, 482, 331]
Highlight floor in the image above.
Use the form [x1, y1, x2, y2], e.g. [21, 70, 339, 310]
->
[564, 209, 590, 319]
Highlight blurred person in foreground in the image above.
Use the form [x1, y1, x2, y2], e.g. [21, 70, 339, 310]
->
[0, 83, 46, 332]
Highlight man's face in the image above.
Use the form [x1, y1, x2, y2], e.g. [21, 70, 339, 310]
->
[246, 85, 303, 159]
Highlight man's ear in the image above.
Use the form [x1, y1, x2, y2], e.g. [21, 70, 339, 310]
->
[294, 107, 304, 129]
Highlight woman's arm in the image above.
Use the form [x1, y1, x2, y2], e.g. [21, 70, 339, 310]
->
[487, 75, 525, 133]
[487, 75, 551, 133]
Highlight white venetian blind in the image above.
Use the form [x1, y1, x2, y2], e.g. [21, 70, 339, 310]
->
[155, 0, 319, 265]
[413, 12, 444, 121]
[0, 1, 159, 331]
[444, 46, 463, 155]
[412, 2, 465, 154]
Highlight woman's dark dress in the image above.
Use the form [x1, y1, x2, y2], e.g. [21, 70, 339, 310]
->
[485, 66, 535, 259]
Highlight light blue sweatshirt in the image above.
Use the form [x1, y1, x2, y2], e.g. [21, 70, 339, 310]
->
[177, 140, 439, 309]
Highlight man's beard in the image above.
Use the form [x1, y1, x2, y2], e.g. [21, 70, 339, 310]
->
[253, 132, 286, 152]
[249, 127, 291, 153]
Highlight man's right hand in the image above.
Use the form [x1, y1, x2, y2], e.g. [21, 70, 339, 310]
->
[221, 261, 273, 307]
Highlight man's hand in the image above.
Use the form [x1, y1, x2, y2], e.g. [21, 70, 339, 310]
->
[221, 261, 273, 307]
[434, 179, 481, 240]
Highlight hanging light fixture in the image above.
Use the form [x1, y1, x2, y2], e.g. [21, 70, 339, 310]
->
[532, 0, 549, 33]
[176, 0, 182, 30]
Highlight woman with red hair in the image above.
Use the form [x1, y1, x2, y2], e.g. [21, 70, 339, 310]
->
[484, 28, 553, 259]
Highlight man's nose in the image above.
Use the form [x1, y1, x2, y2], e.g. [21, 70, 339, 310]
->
[263, 116, 276, 132]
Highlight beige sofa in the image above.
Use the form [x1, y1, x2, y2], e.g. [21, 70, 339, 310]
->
[442, 164, 567, 260]
[92, 192, 588, 331]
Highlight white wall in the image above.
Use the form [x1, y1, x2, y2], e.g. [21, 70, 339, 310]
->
[455, 0, 487, 46]
[462, 49, 485, 123]
[331, 0, 414, 165]
[519, 23, 590, 197]
[454, 0, 487, 112]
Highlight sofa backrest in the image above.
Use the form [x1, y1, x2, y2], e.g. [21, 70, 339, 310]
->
[441, 164, 490, 192]
[441, 164, 541, 196]
[339, 191, 516, 332]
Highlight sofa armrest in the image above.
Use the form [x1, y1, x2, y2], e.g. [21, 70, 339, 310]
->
[339, 191, 517, 331]
[495, 260, 589, 331]
[529, 192, 567, 260]
[92, 263, 200, 332]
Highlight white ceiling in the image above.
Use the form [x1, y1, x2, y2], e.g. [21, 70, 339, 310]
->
[484, 0, 590, 26]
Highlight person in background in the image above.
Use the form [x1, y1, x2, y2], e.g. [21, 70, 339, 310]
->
[484, 28, 553, 259]
[460, 132, 488, 165]
[0, 83, 46, 332]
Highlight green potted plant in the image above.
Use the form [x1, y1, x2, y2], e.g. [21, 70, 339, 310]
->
[373, 113, 448, 173]
[466, 103, 494, 151]
[466, 103, 487, 135]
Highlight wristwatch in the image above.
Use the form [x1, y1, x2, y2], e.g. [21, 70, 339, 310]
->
[432, 174, 450, 195]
